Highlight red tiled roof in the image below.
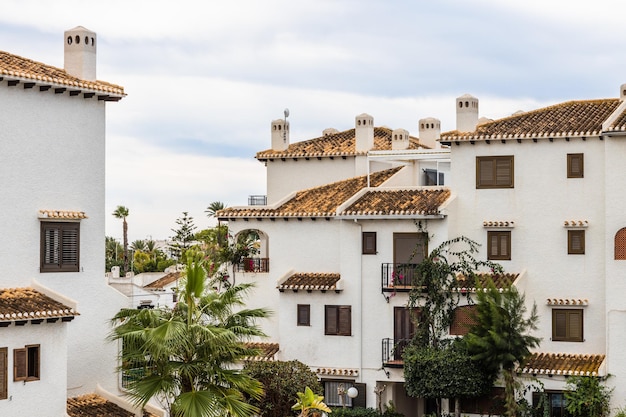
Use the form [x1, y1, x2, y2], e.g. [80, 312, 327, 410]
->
[441, 99, 622, 141]
[144, 272, 181, 289]
[67, 394, 158, 417]
[256, 127, 422, 160]
[0, 50, 125, 97]
[217, 167, 402, 219]
[244, 342, 280, 361]
[277, 273, 341, 292]
[339, 188, 451, 217]
[520, 352, 605, 377]
[0, 287, 78, 322]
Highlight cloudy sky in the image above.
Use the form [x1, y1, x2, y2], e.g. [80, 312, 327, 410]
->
[2, 0, 625, 242]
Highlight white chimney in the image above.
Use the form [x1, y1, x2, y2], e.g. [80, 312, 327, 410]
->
[456, 94, 479, 133]
[64, 26, 97, 81]
[418, 117, 441, 149]
[323, 128, 339, 136]
[620, 83, 626, 100]
[391, 128, 410, 150]
[355, 113, 374, 152]
[271, 119, 289, 151]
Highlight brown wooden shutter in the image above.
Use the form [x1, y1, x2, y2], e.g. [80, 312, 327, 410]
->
[568, 230, 585, 254]
[297, 304, 310, 326]
[553, 310, 567, 340]
[352, 383, 367, 408]
[61, 226, 79, 267]
[362, 232, 377, 254]
[450, 305, 477, 336]
[495, 158, 511, 186]
[568, 153, 584, 178]
[325, 306, 338, 335]
[568, 310, 583, 341]
[478, 158, 494, 187]
[13, 348, 27, 381]
[0, 348, 7, 400]
[338, 306, 351, 336]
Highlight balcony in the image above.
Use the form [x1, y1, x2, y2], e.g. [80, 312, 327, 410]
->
[382, 338, 410, 368]
[381, 263, 419, 292]
[248, 195, 267, 206]
[234, 257, 270, 273]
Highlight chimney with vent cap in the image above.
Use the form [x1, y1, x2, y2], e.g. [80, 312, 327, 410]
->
[271, 119, 289, 151]
[355, 113, 374, 152]
[64, 26, 97, 81]
[456, 94, 479, 133]
[391, 128, 410, 150]
[418, 117, 441, 149]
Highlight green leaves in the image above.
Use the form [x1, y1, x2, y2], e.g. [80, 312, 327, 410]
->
[292, 386, 332, 416]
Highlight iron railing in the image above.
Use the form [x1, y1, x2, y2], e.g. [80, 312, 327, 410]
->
[234, 257, 269, 273]
[382, 338, 410, 367]
[248, 195, 267, 206]
[381, 263, 419, 292]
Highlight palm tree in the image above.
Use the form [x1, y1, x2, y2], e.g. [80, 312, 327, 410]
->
[110, 256, 270, 417]
[206, 201, 226, 246]
[112, 206, 130, 275]
[131, 239, 146, 252]
[465, 279, 541, 417]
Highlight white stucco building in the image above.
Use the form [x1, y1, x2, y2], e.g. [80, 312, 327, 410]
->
[219, 87, 626, 416]
[0, 27, 161, 416]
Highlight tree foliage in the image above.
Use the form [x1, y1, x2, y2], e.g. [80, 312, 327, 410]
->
[464, 279, 541, 417]
[109, 256, 270, 417]
[170, 211, 198, 261]
[565, 376, 612, 417]
[243, 360, 321, 417]
[292, 387, 332, 417]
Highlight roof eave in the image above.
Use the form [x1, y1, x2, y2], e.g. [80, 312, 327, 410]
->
[337, 214, 446, 220]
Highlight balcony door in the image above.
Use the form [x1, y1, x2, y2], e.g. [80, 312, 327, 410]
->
[393, 233, 427, 286]
[393, 307, 415, 360]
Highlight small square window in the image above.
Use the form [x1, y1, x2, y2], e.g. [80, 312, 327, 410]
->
[567, 153, 584, 178]
[568, 230, 585, 255]
[40, 222, 80, 272]
[552, 309, 583, 342]
[297, 304, 310, 326]
[362, 232, 377, 254]
[325, 305, 351, 336]
[476, 156, 514, 189]
[487, 231, 511, 260]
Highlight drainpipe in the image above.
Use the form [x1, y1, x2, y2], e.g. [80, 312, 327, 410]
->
[353, 219, 364, 387]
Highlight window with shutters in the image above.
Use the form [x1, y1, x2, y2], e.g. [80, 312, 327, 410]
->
[568, 230, 585, 255]
[552, 309, 583, 342]
[41, 222, 80, 272]
[615, 228, 626, 260]
[362, 232, 377, 254]
[487, 231, 511, 260]
[297, 304, 310, 326]
[14, 345, 40, 382]
[476, 156, 514, 188]
[0, 348, 6, 400]
[567, 153, 584, 178]
[450, 305, 477, 336]
[325, 305, 351, 336]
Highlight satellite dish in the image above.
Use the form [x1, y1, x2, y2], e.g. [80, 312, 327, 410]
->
[284, 108, 290, 118]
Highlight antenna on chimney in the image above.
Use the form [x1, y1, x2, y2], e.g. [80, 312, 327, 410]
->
[283, 108, 290, 143]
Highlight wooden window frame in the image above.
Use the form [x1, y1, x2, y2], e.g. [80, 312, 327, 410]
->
[14, 344, 40, 382]
[568, 230, 585, 255]
[487, 231, 511, 260]
[297, 304, 310, 326]
[567, 153, 584, 178]
[476, 155, 514, 189]
[324, 305, 351, 336]
[362, 232, 377, 255]
[552, 309, 583, 342]
[40, 221, 80, 272]
[0, 347, 6, 400]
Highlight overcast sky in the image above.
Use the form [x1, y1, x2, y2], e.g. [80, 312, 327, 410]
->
[2, 0, 625, 243]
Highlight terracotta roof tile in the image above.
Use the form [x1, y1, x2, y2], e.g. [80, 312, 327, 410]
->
[0, 287, 78, 322]
[441, 99, 621, 142]
[278, 273, 341, 291]
[67, 394, 158, 417]
[340, 188, 450, 217]
[244, 342, 280, 361]
[256, 127, 421, 160]
[39, 209, 87, 220]
[144, 272, 181, 289]
[316, 367, 359, 377]
[520, 352, 605, 376]
[455, 272, 518, 291]
[218, 167, 402, 219]
[609, 108, 626, 130]
[0, 50, 125, 97]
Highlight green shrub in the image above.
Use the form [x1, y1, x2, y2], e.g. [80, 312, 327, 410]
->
[329, 407, 404, 417]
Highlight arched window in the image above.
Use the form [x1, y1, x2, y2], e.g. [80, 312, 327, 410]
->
[615, 228, 626, 260]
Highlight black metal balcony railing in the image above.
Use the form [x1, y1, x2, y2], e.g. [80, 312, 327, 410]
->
[248, 195, 267, 206]
[234, 257, 270, 273]
[381, 263, 419, 292]
[382, 338, 411, 368]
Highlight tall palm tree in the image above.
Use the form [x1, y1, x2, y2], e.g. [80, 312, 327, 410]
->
[110, 257, 270, 417]
[206, 201, 226, 246]
[465, 280, 540, 417]
[112, 205, 130, 275]
[131, 239, 146, 252]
